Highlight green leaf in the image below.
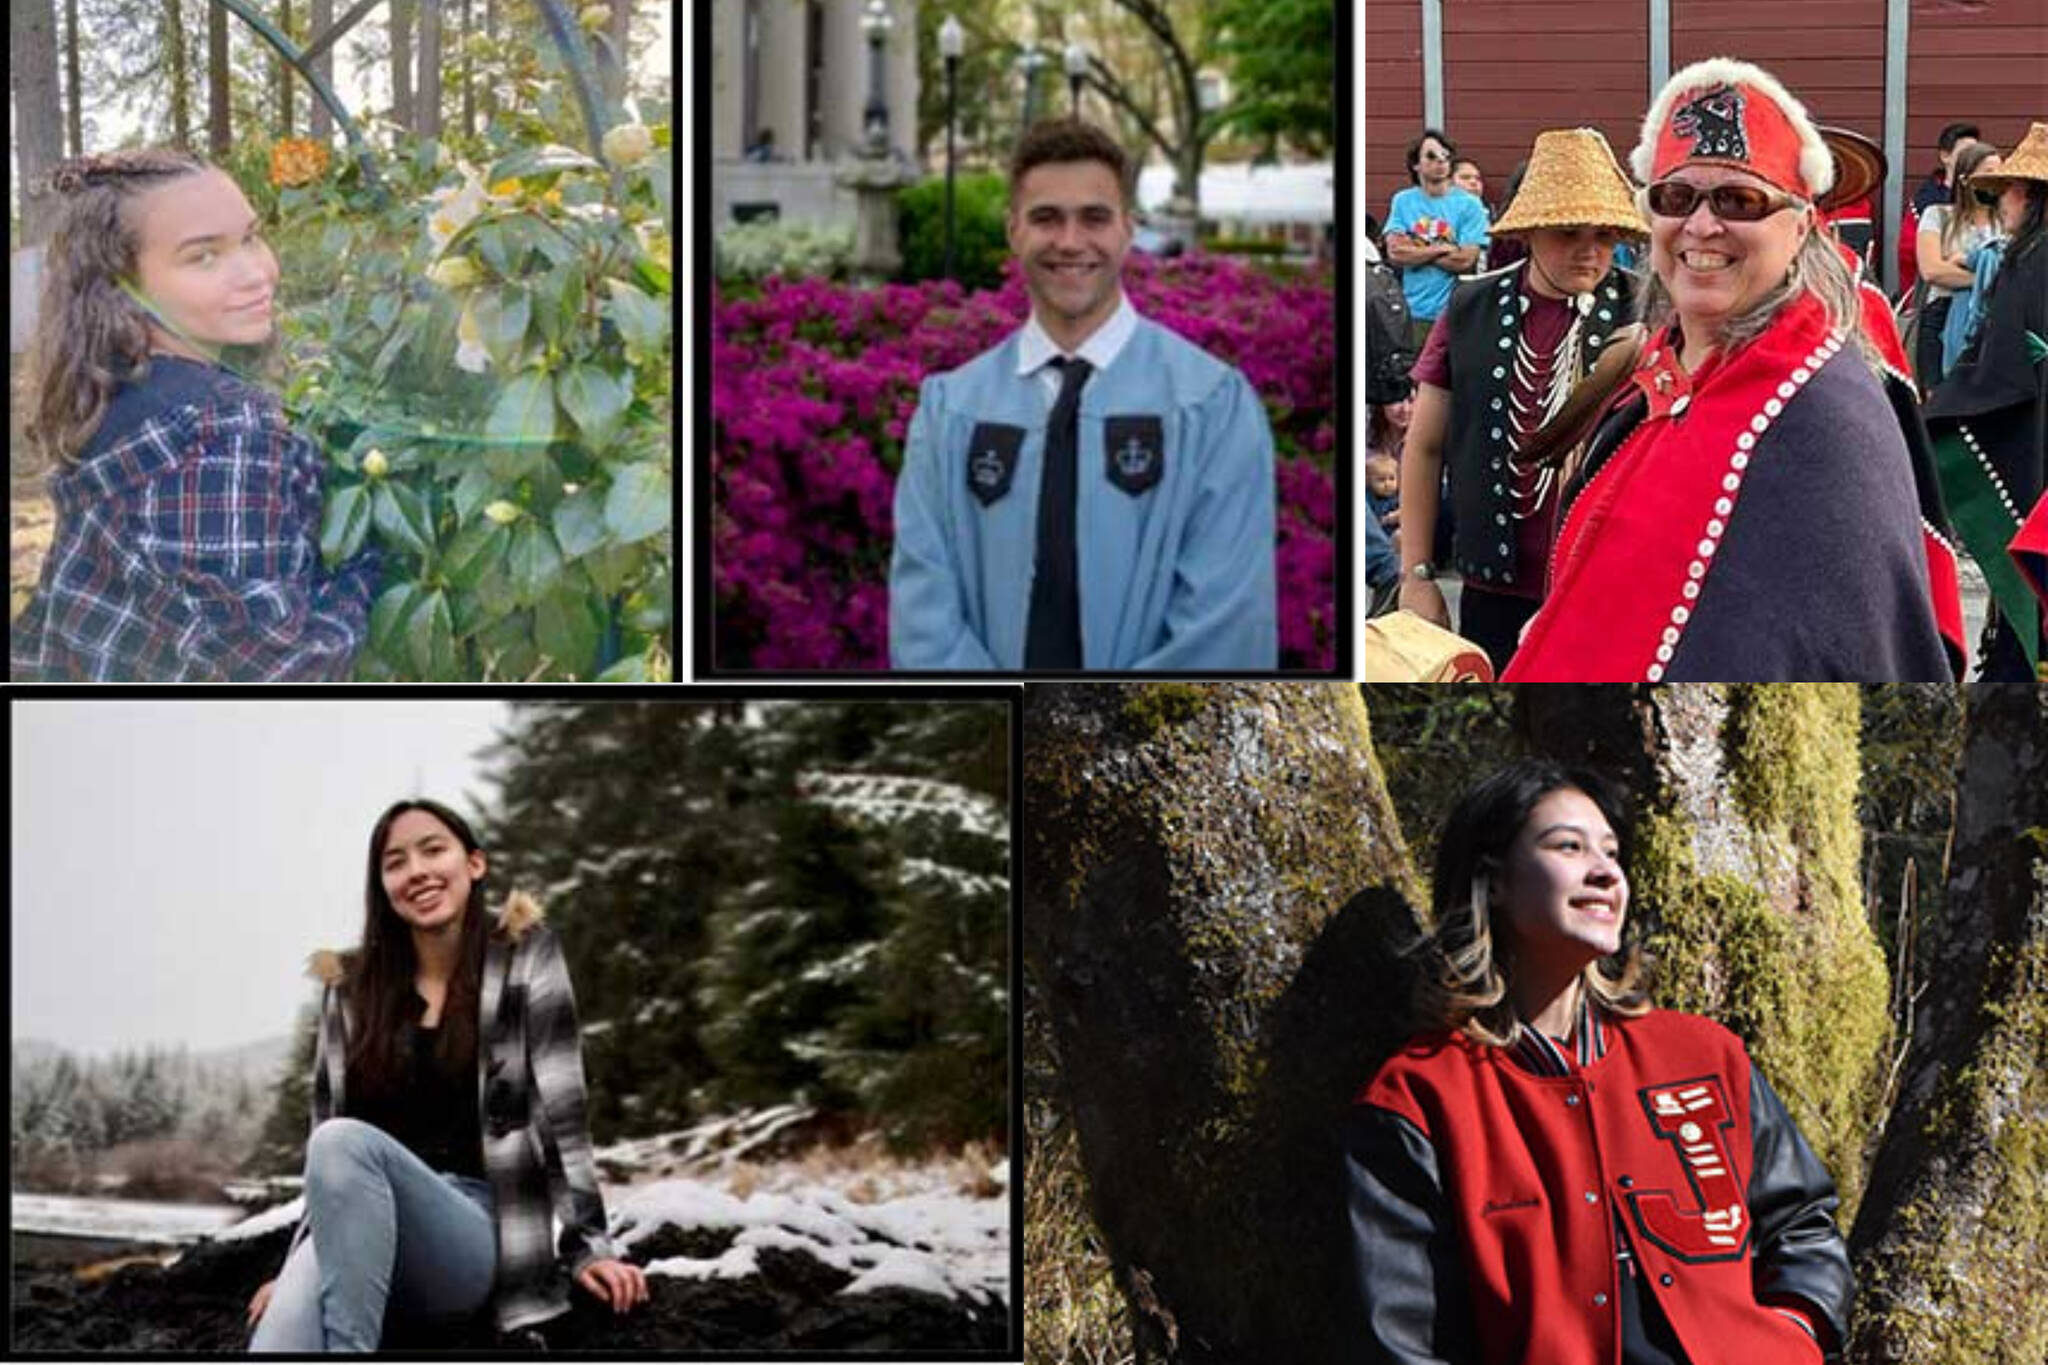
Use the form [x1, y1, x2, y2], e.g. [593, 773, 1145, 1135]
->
[603, 461, 671, 544]
[487, 145, 603, 183]
[450, 463, 499, 527]
[581, 541, 646, 597]
[371, 480, 435, 558]
[476, 610, 540, 682]
[505, 520, 565, 606]
[534, 583, 605, 679]
[556, 364, 631, 453]
[471, 286, 533, 371]
[552, 485, 610, 559]
[368, 290, 401, 333]
[371, 305, 425, 382]
[531, 261, 580, 350]
[440, 517, 510, 592]
[403, 587, 453, 677]
[647, 152, 673, 235]
[368, 582, 424, 661]
[595, 653, 650, 682]
[604, 278, 668, 353]
[483, 370, 557, 450]
[318, 484, 370, 566]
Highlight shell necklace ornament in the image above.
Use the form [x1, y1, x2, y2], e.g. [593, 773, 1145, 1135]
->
[1506, 291, 1593, 518]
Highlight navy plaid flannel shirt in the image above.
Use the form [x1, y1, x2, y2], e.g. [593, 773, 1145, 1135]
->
[11, 356, 377, 681]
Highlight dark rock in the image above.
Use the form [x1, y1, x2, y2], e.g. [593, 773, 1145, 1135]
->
[7, 1216, 1006, 1353]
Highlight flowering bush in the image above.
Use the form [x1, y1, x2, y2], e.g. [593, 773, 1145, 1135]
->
[713, 218, 856, 284]
[712, 252, 1336, 670]
[269, 137, 332, 189]
[258, 110, 674, 681]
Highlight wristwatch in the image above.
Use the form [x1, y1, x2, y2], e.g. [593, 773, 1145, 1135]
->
[1407, 562, 1436, 581]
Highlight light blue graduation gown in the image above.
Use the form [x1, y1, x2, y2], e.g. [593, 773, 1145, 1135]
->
[889, 317, 1278, 670]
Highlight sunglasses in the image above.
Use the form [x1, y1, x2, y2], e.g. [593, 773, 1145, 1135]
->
[1972, 186, 2002, 207]
[1645, 179, 1802, 222]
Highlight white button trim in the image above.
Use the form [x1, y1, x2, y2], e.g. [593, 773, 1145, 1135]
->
[1642, 336, 1833, 682]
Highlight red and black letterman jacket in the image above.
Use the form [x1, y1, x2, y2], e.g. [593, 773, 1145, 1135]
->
[1345, 1007, 1854, 1365]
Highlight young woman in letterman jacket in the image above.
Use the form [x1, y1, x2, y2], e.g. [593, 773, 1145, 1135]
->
[1344, 759, 1854, 1364]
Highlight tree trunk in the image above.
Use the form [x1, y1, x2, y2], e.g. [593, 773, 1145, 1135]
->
[1024, 684, 1418, 1362]
[12, 0, 65, 248]
[391, 0, 416, 131]
[64, 0, 82, 157]
[166, 0, 192, 147]
[308, 0, 334, 141]
[207, 0, 229, 159]
[1847, 683, 2048, 1365]
[457, 0, 472, 139]
[275, 0, 292, 135]
[416, 0, 443, 142]
[1521, 683, 1892, 1220]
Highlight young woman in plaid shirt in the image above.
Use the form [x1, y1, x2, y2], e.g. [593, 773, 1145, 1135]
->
[13, 147, 375, 680]
[247, 800, 646, 1350]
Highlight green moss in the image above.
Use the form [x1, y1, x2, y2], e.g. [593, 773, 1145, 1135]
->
[1119, 684, 1215, 738]
[1627, 689, 1891, 1223]
[1858, 936, 2048, 1363]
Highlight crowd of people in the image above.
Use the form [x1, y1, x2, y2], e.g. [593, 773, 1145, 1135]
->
[1366, 61, 2046, 682]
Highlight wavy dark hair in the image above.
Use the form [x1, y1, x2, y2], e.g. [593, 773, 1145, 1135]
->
[1413, 758, 1651, 1046]
[344, 800, 492, 1106]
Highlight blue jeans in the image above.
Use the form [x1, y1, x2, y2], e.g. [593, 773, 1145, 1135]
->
[249, 1118, 496, 1352]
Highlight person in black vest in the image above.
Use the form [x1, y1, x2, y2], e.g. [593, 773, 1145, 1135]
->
[1396, 128, 1647, 674]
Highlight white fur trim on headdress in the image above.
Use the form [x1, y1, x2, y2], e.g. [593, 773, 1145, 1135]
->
[1632, 57, 1834, 199]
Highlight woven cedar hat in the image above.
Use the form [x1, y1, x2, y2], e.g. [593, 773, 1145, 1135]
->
[1490, 128, 1650, 241]
[1968, 123, 2048, 191]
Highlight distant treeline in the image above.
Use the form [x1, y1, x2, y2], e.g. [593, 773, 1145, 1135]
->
[11, 1043, 278, 1196]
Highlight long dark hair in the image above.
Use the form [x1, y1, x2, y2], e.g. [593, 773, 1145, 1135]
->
[1416, 758, 1651, 1045]
[345, 800, 492, 1104]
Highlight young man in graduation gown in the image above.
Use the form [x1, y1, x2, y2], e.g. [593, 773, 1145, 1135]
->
[888, 119, 1278, 671]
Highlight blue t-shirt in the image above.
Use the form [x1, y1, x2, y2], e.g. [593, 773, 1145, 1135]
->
[1386, 185, 1490, 322]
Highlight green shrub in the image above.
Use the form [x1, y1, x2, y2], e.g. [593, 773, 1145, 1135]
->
[896, 171, 1010, 292]
[713, 218, 856, 283]
[1206, 236, 1289, 258]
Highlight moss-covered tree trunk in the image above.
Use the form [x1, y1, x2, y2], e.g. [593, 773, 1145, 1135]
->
[1023, 685, 1418, 1363]
[1847, 683, 2048, 1365]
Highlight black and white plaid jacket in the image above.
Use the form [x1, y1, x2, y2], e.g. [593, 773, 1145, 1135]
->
[292, 891, 620, 1334]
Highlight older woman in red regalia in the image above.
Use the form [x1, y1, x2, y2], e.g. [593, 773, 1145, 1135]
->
[1505, 59, 1963, 681]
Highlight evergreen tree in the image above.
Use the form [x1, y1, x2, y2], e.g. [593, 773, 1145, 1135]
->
[474, 702, 757, 1140]
[251, 1001, 320, 1177]
[696, 795, 894, 1114]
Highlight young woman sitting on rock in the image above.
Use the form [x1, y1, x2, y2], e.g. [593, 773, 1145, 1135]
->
[247, 799, 645, 1351]
[1344, 758, 1854, 1363]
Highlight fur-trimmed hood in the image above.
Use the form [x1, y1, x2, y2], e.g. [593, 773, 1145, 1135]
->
[305, 889, 546, 985]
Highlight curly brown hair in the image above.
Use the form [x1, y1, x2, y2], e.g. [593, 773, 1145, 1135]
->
[1009, 118, 1133, 207]
[22, 148, 215, 467]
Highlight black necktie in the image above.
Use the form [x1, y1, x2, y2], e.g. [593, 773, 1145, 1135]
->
[1025, 356, 1092, 669]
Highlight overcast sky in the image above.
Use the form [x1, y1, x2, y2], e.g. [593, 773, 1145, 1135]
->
[10, 700, 513, 1058]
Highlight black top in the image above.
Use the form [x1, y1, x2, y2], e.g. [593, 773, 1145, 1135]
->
[344, 996, 485, 1181]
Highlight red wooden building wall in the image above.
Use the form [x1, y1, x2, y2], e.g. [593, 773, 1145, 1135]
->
[1365, 0, 2045, 259]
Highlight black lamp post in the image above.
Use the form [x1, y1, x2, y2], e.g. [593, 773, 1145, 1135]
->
[940, 15, 963, 282]
[860, 0, 893, 157]
[1065, 41, 1088, 117]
